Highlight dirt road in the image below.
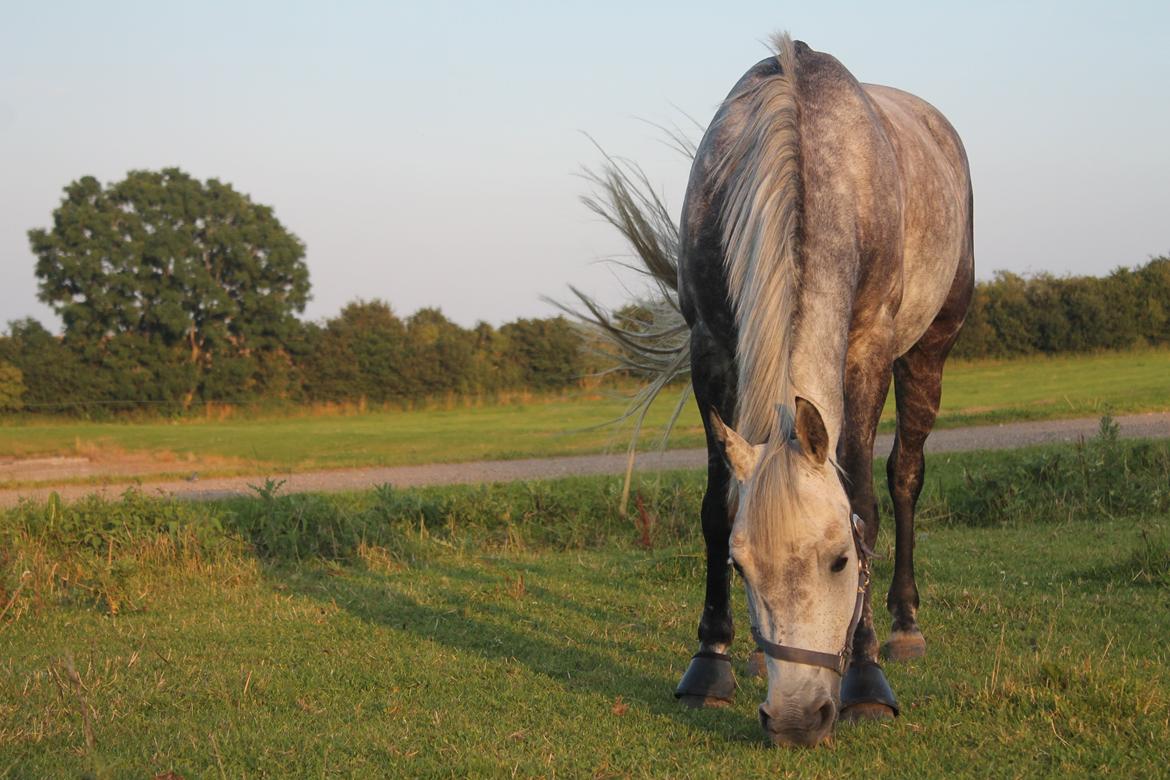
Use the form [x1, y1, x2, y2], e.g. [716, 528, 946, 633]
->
[1, 412, 1167, 508]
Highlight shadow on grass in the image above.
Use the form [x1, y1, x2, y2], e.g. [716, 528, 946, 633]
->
[1073, 526, 1170, 589]
[266, 553, 764, 743]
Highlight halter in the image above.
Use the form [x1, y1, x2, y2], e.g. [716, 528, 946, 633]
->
[749, 513, 873, 676]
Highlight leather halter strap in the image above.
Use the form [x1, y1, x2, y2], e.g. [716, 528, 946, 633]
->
[750, 625, 851, 676]
[750, 513, 872, 676]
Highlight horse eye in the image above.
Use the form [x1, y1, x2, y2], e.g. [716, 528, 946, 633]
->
[830, 555, 849, 573]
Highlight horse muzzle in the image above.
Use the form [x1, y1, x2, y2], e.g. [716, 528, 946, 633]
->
[758, 698, 836, 747]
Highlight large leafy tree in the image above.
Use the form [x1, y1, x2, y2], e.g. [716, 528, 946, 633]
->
[28, 168, 310, 364]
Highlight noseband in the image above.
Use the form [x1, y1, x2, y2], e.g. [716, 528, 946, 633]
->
[749, 513, 873, 676]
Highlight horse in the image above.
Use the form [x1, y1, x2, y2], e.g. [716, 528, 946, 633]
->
[570, 31, 972, 747]
[663, 32, 973, 746]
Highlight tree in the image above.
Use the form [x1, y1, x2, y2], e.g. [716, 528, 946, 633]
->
[466, 322, 518, 393]
[0, 319, 108, 415]
[307, 300, 412, 402]
[1133, 257, 1170, 343]
[499, 317, 584, 390]
[981, 271, 1036, 356]
[951, 288, 996, 359]
[0, 361, 25, 412]
[28, 168, 310, 366]
[404, 308, 477, 398]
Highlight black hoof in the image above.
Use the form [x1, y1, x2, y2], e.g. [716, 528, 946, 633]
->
[840, 701, 896, 722]
[840, 660, 899, 718]
[675, 651, 735, 707]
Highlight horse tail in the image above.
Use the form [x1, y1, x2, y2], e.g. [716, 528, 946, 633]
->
[551, 145, 692, 513]
[556, 33, 802, 507]
[716, 32, 803, 445]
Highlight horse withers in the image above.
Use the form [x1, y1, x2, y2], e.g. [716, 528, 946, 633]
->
[670, 34, 973, 746]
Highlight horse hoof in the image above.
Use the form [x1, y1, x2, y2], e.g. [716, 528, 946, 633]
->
[674, 651, 735, 706]
[840, 661, 899, 717]
[840, 702, 897, 722]
[677, 694, 732, 709]
[881, 630, 927, 662]
[745, 649, 766, 678]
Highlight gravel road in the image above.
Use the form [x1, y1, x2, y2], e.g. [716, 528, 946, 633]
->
[1, 412, 1166, 508]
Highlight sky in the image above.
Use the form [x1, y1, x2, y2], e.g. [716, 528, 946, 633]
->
[2, 0, 1168, 331]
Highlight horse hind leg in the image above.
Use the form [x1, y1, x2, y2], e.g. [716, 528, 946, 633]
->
[881, 330, 958, 662]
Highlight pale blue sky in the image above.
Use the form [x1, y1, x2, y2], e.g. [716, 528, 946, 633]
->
[2, 1, 1168, 330]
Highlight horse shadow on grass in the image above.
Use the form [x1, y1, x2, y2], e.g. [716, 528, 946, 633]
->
[266, 553, 763, 742]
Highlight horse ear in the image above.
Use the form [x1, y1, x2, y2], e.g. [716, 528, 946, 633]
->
[794, 396, 830, 465]
[709, 409, 763, 482]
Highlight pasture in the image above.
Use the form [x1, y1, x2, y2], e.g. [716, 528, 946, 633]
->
[1, 348, 1168, 486]
[2, 430, 1168, 777]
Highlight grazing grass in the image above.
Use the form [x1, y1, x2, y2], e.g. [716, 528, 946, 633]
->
[1, 432, 1168, 777]
[0, 348, 1168, 487]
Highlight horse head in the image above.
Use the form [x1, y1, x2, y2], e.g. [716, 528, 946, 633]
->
[711, 397, 865, 746]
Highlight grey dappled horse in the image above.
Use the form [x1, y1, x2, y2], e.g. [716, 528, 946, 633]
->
[571, 32, 973, 747]
[671, 34, 973, 746]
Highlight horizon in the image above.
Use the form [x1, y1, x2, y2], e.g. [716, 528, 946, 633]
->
[2, 1, 1168, 332]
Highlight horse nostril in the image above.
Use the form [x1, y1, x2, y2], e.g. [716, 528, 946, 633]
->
[813, 699, 836, 731]
[758, 705, 771, 732]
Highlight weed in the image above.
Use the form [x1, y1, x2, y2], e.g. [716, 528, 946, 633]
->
[1125, 525, 1170, 586]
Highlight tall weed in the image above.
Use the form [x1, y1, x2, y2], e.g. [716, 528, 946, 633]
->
[0, 490, 244, 621]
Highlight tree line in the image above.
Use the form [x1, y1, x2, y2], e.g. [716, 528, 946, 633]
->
[0, 303, 589, 415]
[952, 259, 1170, 358]
[0, 168, 1166, 415]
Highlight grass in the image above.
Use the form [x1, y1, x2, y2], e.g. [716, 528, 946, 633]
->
[0, 348, 1168, 488]
[1, 431, 1169, 777]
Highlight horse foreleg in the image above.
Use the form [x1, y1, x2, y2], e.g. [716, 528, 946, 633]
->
[675, 326, 739, 708]
[837, 331, 899, 721]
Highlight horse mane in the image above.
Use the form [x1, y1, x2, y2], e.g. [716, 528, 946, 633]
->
[715, 33, 805, 546]
[715, 32, 802, 448]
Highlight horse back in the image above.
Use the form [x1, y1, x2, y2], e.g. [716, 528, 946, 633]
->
[862, 84, 973, 355]
[678, 43, 973, 361]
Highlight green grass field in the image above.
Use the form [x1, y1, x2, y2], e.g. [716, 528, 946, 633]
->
[2, 432, 1169, 777]
[1, 348, 1168, 485]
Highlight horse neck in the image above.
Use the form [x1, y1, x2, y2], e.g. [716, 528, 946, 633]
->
[732, 290, 849, 454]
[788, 281, 850, 451]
